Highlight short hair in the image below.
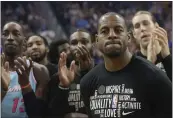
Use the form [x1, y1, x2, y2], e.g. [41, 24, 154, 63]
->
[48, 39, 69, 64]
[76, 28, 90, 34]
[73, 28, 91, 38]
[26, 35, 49, 47]
[70, 29, 92, 42]
[133, 11, 156, 23]
[98, 12, 127, 29]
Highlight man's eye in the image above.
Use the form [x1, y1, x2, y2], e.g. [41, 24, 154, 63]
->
[101, 30, 108, 34]
[2, 32, 8, 36]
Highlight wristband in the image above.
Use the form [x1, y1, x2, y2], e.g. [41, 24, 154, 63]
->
[58, 85, 69, 90]
[21, 83, 30, 89]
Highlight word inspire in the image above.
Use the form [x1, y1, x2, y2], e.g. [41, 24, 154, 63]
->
[90, 84, 141, 118]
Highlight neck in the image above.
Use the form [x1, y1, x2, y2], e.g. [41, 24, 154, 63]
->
[39, 56, 48, 66]
[104, 49, 132, 72]
[140, 44, 147, 56]
[5, 54, 22, 71]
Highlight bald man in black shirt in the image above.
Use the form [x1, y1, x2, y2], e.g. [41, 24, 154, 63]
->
[80, 12, 172, 118]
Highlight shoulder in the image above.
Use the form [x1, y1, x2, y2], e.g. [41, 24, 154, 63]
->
[33, 62, 48, 72]
[80, 63, 103, 88]
[134, 55, 169, 81]
[134, 55, 158, 71]
[32, 62, 50, 83]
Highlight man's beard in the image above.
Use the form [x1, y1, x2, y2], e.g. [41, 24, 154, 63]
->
[104, 51, 121, 58]
[101, 47, 121, 58]
[3, 45, 21, 57]
[31, 51, 47, 63]
[5, 50, 18, 57]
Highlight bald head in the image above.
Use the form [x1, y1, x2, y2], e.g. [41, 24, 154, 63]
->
[3, 21, 24, 35]
[98, 12, 127, 30]
[2, 21, 25, 57]
[96, 12, 129, 58]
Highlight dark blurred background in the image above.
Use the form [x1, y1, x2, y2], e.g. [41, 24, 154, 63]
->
[1, 1, 172, 47]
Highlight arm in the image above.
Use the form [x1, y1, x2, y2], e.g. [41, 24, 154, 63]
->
[23, 63, 50, 117]
[47, 52, 76, 117]
[153, 26, 171, 81]
[22, 90, 46, 118]
[33, 63, 50, 99]
[149, 69, 172, 118]
[161, 54, 172, 81]
[1, 54, 10, 102]
[1, 66, 10, 102]
[47, 74, 70, 117]
[14, 57, 50, 117]
[80, 76, 93, 118]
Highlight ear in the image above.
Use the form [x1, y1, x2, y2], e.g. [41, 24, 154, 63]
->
[23, 37, 27, 44]
[154, 22, 159, 28]
[22, 37, 27, 47]
[95, 34, 99, 47]
[95, 34, 99, 42]
[126, 32, 132, 47]
[46, 47, 49, 53]
[132, 30, 137, 40]
[22, 38, 27, 52]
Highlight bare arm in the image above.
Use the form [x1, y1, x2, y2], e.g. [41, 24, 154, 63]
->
[32, 63, 50, 99]
[14, 57, 50, 117]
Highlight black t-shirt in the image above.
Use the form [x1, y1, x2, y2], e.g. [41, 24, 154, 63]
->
[45, 62, 58, 77]
[47, 71, 89, 118]
[80, 55, 172, 118]
[136, 51, 172, 81]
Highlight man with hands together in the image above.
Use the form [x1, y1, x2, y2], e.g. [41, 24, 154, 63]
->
[132, 11, 172, 80]
[48, 29, 94, 118]
[1, 22, 49, 118]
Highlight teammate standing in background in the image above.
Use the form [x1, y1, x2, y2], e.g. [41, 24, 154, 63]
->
[48, 29, 94, 118]
[26, 35, 57, 77]
[132, 11, 172, 80]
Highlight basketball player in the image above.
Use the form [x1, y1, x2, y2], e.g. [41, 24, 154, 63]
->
[80, 12, 171, 118]
[132, 11, 172, 80]
[1, 22, 49, 118]
[26, 35, 57, 76]
[48, 29, 94, 118]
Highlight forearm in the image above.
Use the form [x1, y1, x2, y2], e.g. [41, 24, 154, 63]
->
[22, 88, 47, 118]
[48, 85, 70, 117]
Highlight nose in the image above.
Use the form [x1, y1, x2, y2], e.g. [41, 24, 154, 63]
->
[31, 44, 38, 50]
[7, 34, 14, 42]
[108, 29, 117, 40]
[77, 42, 82, 46]
[66, 49, 71, 55]
[140, 24, 147, 32]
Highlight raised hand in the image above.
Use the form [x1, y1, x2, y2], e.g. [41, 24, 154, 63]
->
[153, 26, 170, 59]
[1, 53, 10, 91]
[147, 35, 157, 63]
[14, 57, 33, 87]
[58, 52, 76, 87]
[76, 45, 93, 71]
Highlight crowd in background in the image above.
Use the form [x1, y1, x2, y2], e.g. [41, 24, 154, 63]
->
[1, 1, 172, 63]
[1, 2, 49, 37]
[53, 2, 172, 44]
[1, 1, 172, 118]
